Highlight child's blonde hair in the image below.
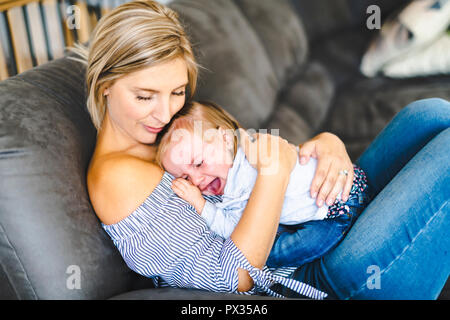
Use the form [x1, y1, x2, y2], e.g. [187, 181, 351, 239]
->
[155, 101, 242, 167]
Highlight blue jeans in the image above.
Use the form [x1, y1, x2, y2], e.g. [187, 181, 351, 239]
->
[266, 188, 372, 268]
[278, 98, 450, 299]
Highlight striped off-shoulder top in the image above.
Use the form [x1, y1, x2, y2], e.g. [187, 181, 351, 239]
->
[101, 172, 327, 299]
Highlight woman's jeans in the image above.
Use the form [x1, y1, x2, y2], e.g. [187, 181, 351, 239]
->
[283, 98, 450, 299]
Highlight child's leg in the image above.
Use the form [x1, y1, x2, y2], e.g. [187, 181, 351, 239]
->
[266, 189, 370, 268]
[266, 218, 350, 268]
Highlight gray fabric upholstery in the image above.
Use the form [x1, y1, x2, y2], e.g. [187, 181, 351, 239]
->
[289, 0, 410, 42]
[310, 29, 450, 160]
[0, 58, 155, 299]
[170, 0, 279, 129]
[110, 287, 282, 300]
[0, 0, 448, 299]
[280, 61, 335, 133]
[234, 0, 309, 85]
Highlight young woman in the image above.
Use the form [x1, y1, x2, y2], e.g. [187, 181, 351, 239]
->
[70, 0, 449, 299]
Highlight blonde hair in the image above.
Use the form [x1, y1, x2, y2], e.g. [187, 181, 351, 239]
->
[155, 101, 242, 167]
[68, 0, 198, 131]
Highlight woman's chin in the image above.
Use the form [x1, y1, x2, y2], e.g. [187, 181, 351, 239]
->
[139, 133, 158, 145]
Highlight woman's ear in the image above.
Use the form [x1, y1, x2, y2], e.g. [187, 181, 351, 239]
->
[103, 87, 110, 96]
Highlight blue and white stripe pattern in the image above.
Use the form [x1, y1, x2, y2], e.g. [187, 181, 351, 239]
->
[102, 172, 327, 299]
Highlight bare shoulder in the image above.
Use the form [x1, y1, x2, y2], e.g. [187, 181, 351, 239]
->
[87, 154, 164, 225]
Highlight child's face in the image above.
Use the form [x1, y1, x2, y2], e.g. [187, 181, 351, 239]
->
[161, 128, 234, 195]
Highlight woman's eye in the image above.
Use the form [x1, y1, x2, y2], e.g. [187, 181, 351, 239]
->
[137, 96, 153, 101]
[173, 90, 185, 96]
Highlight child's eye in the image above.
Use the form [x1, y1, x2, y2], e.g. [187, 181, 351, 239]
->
[194, 161, 203, 168]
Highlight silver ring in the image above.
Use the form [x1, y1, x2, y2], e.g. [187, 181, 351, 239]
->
[338, 169, 349, 176]
[249, 135, 256, 143]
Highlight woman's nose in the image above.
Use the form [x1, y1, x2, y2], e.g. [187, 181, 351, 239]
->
[153, 97, 172, 124]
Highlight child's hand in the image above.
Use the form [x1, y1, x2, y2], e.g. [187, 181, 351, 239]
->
[171, 178, 206, 214]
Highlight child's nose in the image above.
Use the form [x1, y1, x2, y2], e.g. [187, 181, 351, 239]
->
[190, 174, 204, 187]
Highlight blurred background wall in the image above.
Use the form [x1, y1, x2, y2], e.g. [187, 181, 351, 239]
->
[0, 0, 170, 80]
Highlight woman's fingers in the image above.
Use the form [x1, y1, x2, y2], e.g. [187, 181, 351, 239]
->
[314, 162, 335, 207]
[238, 129, 296, 175]
[324, 167, 347, 206]
[315, 161, 354, 206]
[300, 133, 354, 206]
[298, 140, 316, 165]
[342, 168, 354, 202]
[310, 155, 332, 201]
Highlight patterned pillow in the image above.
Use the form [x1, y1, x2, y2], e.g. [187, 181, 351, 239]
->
[360, 0, 450, 77]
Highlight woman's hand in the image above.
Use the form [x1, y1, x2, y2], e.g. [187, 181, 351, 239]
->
[298, 132, 354, 206]
[238, 128, 297, 177]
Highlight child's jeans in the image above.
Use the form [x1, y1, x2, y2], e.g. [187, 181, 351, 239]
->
[266, 186, 372, 268]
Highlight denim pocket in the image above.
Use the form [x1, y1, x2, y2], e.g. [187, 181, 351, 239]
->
[344, 187, 372, 225]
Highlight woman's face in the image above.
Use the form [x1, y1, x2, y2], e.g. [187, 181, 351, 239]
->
[103, 57, 189, 145]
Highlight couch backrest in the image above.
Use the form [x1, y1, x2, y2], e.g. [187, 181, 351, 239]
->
[169, 0, 308, 129]
[289, 0, 410, 42]
[0, 56, 153, 299]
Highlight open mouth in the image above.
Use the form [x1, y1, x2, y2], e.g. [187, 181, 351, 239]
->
[204, 177, 223, 195]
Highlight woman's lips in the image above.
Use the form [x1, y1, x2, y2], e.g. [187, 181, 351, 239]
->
[143, 125, 164, 134]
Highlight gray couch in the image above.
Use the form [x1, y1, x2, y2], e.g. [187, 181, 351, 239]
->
[0, 0, 448, 299]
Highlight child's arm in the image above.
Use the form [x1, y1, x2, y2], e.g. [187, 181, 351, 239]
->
[171, 178, 236, 238]
[171, 178, 206, 214]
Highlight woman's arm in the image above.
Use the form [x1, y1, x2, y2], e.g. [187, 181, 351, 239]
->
[91, 138, 296, 294]
[298, 132, 354, 206]
[232, 173, 291, 291]
[231, 130, 297, 292]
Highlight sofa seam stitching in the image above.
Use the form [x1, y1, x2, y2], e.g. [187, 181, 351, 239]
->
[0, 222, 38, 299]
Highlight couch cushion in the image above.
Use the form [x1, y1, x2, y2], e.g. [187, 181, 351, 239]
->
[265, 103, 312, 145]
[289, 0, 353, 41]
[0, 57, 154, 299]
[321, 75, 450, 161]
[109, 287, 281, 300]
[280, 61, 335, 132]
[289, 0, 410, 42]
[233, 0, 309, 85]
[310, 29, 373, 89]
[310, 29, 450, 161]
[170, 0, 278, 129]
